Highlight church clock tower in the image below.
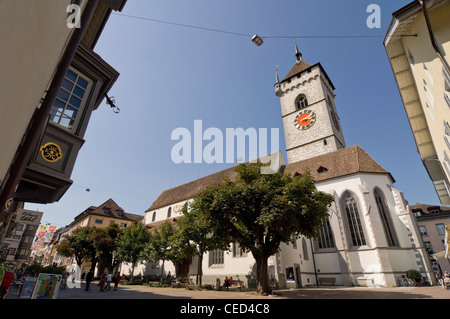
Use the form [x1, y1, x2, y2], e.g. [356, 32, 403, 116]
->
[275, 43, 346, 164]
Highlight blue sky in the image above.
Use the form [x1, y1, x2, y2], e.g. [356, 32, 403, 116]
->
[26, 0, 441, 227]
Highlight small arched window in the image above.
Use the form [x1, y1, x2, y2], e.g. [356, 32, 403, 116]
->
[152, 211, 156, 222]
[302, 238, 309, 261]
[167, 207, 172, 218]
[295, 94, 308, 110]
[342, 192, 366, 247]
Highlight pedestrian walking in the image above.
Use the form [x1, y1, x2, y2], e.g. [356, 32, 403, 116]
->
[444, 271, 450, 289]
[99, 272, 107, 292]
[106, 273, 113, 291]
[113, 273, 121, 291]
[61, 271, 69, 290]
[85, 270, 94, 291]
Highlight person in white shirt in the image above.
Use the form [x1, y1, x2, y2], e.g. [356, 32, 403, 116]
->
[106, 273, 113, 291]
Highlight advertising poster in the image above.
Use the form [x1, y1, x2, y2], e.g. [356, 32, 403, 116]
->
[30, 273, 62, 299]
[19, 277, 37, 299]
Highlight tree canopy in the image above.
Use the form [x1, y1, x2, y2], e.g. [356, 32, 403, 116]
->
[115, 221, 151, 281]
[187, 162, 334, 294]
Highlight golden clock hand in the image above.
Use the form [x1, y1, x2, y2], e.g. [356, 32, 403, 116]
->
[300, 114, 312, 121]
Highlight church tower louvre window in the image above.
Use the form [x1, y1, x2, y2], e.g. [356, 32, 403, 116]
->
[295, 94, 308, 110]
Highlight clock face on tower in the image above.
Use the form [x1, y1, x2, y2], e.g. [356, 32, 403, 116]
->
[295, 109, 316, 130]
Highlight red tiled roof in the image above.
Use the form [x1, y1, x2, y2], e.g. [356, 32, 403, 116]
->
[146, 145, 393, 211]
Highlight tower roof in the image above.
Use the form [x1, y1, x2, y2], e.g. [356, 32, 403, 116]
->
[282, 60, 313, 81]
[280, 61, 336, 90]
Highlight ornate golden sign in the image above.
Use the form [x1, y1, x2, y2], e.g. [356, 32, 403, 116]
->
[40, 142, 63, 162]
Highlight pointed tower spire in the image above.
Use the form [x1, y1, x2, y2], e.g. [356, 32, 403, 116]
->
[294, 38, 302, 64]
[274, 65, 282, 97]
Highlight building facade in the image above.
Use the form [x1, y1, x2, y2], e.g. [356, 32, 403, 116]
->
[384, 0, 450, 205]
[0, 0, 127, 255]
[410, 203, 450, 276]
[122, 46, 434, 288]
[2, 207, 43, 270]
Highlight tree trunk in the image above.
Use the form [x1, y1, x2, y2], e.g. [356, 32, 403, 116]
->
[130, 261, 135, 282]
[160, 260, 165, 284]
[255, 254, 271, 295]
[197, 253, 203, 287]
[90, 255, 98, 273]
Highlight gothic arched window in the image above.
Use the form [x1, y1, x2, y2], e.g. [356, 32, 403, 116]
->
[295, 94, 308, 110]
[318, 216, 335, 249]
[152, 211, 156, 222]
[342, 192, 366, 247]
[374, 188, 398, 247]
[167, 207, 172, 218]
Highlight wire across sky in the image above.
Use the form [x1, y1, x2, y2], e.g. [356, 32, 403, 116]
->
[112, 12, 391, 40]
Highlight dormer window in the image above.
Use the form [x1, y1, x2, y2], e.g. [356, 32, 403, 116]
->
[116, 210, 123, 216]
[317, 166, 328, 173]
[295, 94, 308, 110]
[103, 208, 111, 214]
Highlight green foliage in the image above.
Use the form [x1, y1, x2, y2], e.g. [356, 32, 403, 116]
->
[406, 269, 422, 283]
[187, 162, 334, 294]
[25, 263, 64, 275]
[144, 220, 176, 263]
[91, 223, 123, 273]
[42, 265, 65, 274]
[25, 262, 44, 276]
[55, 224, 123, 273]
[148, 282, 171, 288]
[143, 220, 195, 283]
[56, 226, 95, 267]
[178, 194, 231, 286]
[116, 222, 151, 265]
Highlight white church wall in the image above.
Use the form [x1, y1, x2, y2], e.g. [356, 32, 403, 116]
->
[278, 237, 316, 288]
[145, 200, 190, 224]
[314, 252, 346, 285]
[137, 171, 431, 288]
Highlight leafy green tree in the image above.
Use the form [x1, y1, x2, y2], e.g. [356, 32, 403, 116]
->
[167, 223, 196, 279]
[144, 220, 194, 283]
[406, 269, 422, 283]
[178, 202, 227, 286]
[92, 223, 123, 274]
[115, 221, 151, 281]
[24, 262, 44, 276]
[145, 220, 175, 283]
[56, 227, 93, 269]
[190, 163, 334, 295]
